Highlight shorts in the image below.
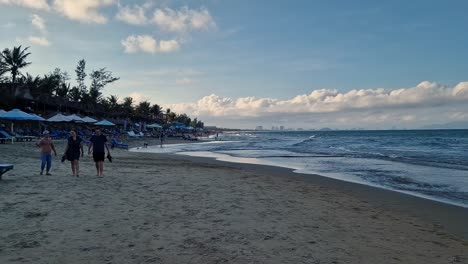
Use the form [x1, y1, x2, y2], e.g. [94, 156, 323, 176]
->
[93, 152, 105, 162]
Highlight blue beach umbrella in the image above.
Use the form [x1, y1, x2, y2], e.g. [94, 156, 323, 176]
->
[0, 109, 40, 121]
[47, 113, 72, 122]
[31, 114, 45, 121]
[95, 119, 116, 126]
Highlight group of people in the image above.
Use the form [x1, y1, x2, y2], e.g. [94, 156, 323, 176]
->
[36, 128, 111, 177]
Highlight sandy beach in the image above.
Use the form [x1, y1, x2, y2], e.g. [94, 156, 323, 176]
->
[0, 139, 467, 264]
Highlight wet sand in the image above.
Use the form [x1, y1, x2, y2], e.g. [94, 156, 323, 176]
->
[0, 139, 467, 263]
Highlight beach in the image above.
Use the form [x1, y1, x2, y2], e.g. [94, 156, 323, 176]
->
[0, 139, 467, 264]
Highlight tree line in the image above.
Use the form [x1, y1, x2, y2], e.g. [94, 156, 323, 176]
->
[0, 45, 203, 128]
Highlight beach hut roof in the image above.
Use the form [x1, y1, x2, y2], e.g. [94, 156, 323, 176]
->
[0, 109, 41, 121]
[82, 116, 97, 123]
[95, 119, 116, 126]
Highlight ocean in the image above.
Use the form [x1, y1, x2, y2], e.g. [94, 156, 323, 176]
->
[132, 129, 468, 208]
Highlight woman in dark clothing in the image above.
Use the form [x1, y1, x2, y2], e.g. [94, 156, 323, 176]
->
[63, 130, 84, 177]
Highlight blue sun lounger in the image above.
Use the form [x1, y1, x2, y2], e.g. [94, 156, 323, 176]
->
[0, 164, 14, 180]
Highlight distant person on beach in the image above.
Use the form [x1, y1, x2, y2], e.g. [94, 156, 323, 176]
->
[63, 130, 84, 177]
[159, 131, 164, 148]
[36, 130, 57, 175]
[88, 128, 111, 176]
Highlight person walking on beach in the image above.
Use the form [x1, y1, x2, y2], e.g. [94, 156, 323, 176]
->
[36, 130, 57, 175]
[159, 131, 164, 148]
[63, 130, 84, 177]
[88, 128, 111, 176]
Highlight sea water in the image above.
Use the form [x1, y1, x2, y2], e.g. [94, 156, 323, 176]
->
[132, 130, 468, 208]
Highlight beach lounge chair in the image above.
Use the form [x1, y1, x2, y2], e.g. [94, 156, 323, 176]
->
[127, 131, 142, 138]
[111, 138, 129, 149]
[0, 130, 14, 143]
[13, 132, 35, 142]
[0, 164, 14, 180]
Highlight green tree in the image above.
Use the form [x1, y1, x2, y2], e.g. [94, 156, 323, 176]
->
[151, 104, 162, 119]
[89, 68, 119, 103]
[0, 45, 31, 83]
[122, 97, 134, 116]
[107, 95, 120, 112]
[50, 68, 70, 97]
[68, 87, 82, 102]
[136, 101, 151, 117]
[75, 59, 87, 94]
[176, 113, 191, 126]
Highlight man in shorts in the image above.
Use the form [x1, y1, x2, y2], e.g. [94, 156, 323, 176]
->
[36, 130, 57, 175]
[88, 128, 111, 176]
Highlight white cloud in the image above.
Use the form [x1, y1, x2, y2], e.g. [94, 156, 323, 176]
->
[116, 4, 148, 25]
[129, 92, 149, 104]
[167, 81, 468, 120]
[53, 0, 116, 24]
[31, 14, 46, 32]
[152, 6, 216, 32]
[159, 39, 180, 52]
[0, 0, 50, 10]
[121, 35, 179, 54]
[28, 36, 50, 46]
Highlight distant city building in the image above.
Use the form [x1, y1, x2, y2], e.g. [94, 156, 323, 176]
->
[297, 128, 303, 131]
[280, 126, 284, 131]
[255, 126, 263, 130]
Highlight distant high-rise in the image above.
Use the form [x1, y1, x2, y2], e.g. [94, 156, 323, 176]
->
[255, 126, 263, 130]
[280, 126, 284, 131]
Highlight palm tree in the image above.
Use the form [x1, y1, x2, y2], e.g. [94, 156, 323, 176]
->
[107, 95, 120, 112]
[122, 97, 134, 117]
[136, 101, 151, 117]
[151, 104, 162, 119]
[0, 45, 31, 84]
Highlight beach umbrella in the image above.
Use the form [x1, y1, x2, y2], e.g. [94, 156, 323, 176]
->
[82, 116, 97, 123]
[147, 123, 162, 128]
[31, 114, 45, 121]
[95, 119, 116, 126]
[0, 109, 40, 121]
[0, 109, 42, 139]
[68, 114, 85, 123]
[47, 113, 71, 122]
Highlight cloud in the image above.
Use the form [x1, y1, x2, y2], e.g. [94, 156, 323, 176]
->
[28, 36, 51, 46]
[129, 92, 149, 104]
[121, 35, 179, 54]
[152, 6, 216, 32]
[0, 0, 50, 10]
[31, 14, 46, 32]
[167, 81, 468, 127]
[53, 0, 116, 24]
[116, 4, 148, 25]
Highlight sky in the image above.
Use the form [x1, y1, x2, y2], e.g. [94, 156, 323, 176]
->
[1, 0, 468, 129]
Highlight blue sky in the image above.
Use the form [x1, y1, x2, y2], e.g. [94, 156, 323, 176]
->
[1, 0, 468, 129]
